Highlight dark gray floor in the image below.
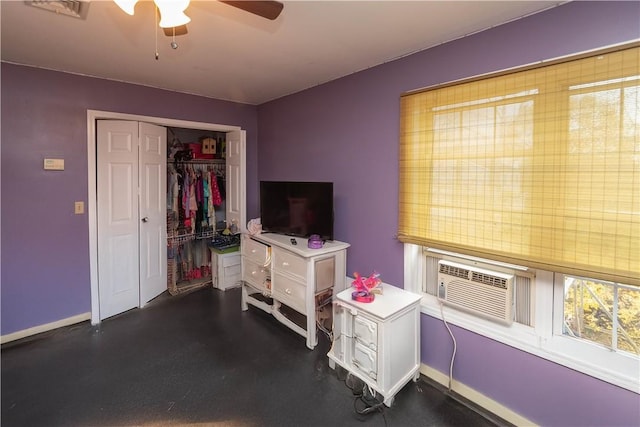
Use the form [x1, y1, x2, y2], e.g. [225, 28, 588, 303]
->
[2, 287, 505, 427]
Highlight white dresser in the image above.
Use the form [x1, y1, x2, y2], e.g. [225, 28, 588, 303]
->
[240, 233, 350, 349]
[328, 283, 422, 406]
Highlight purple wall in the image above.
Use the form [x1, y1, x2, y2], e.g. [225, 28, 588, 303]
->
[421, 316, 640, 426]
[1, 65, 258, 334]
[256, 2, 640, 426]
[1, 1, 638, 425]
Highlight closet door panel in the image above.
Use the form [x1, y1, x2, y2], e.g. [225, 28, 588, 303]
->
[225, 130, 246, 232]
[139, 122, 167, 305]
[97, 120, 140, 320]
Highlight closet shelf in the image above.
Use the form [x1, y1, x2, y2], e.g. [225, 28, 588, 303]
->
[167, 230, 217, 244]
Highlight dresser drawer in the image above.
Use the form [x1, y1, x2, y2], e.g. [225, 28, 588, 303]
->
[272, 271, 306, 314]
[242, 258, 270, 292]
[220, 272, 241, 290]
[272, 247, 307, 280]
[226, 266, 241, 278]
[354, 315, 378, 351]
[221, 263, 241, 282]
[213, 252, 241, 291]
[353, 341, 377, 381]
[242, 236, 270, 265]
[222, 253, 241, 268]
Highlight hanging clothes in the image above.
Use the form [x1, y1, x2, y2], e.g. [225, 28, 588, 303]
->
[167, 166, 176, 212]
[211, 172, 222, 206]
[182, 167, 190, 225]
[171, 161, 226, 234]
[176, 166, 186, 227]
[202, 171, 209, 222]
[189, 174, 197, 233]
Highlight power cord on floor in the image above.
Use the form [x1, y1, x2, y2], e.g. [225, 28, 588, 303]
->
[337, 370, 388, 426]
[316, 317, 333, 342]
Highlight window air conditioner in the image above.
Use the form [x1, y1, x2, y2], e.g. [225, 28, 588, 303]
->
[437, 260, 514, 325]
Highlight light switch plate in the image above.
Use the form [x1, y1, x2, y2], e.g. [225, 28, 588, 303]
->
[74, 201, 84, 214]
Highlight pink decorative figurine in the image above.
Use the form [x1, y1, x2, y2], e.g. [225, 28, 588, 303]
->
[351, 271, 381, 302]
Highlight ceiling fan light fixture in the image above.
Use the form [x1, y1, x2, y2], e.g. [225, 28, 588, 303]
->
[154, 0, 191, 28]
[113, 0, 138, 15]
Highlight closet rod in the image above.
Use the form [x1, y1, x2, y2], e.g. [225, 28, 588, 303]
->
[171, 159, 225, 165]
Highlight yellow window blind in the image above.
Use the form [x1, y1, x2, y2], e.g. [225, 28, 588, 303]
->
[399, 45, 639, 286]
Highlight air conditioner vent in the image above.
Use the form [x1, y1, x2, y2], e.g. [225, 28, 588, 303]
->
[438, 263, 469, 280]
[26, 1, 90, 19]
[471, 271, 508, 289]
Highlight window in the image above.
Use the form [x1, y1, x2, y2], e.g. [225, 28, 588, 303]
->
[399, 45, 639, 287]
[561, 276, 640, 356]
[400, 44, 640, 392]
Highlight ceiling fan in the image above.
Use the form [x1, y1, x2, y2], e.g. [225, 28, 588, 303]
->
[114, 0, 284, 37]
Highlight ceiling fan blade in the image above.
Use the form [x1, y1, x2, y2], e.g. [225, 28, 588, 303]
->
[219, 1, 284, 20]
[163, 25, 189, 37]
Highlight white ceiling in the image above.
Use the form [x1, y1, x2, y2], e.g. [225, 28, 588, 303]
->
[0, 0, 562, 105]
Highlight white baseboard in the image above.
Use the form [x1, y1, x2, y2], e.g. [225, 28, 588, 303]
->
[1, 312, 91, 345]
[420, 364, 537, 427]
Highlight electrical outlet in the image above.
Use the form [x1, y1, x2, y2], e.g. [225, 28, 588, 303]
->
[74, 201, 84, 214]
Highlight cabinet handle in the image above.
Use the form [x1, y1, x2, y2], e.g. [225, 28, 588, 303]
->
[282, 262, 289, 267]
[285, 288, 291, 294]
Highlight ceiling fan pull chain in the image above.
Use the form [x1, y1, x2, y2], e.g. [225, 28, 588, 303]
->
[171, 27, 178, 50]
[155, 5, 159, 60]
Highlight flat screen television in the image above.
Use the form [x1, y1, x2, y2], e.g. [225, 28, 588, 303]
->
[260, 181, 334, 241]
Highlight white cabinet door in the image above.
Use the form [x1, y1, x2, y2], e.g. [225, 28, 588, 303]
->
[226, 130, 246, 232]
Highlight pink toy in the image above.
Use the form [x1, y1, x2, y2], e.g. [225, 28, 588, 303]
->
[351, 271, 381, 303]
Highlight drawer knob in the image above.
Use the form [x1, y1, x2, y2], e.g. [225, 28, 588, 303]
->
[282, 262, 289, 267]
[285, 288, 292, 294]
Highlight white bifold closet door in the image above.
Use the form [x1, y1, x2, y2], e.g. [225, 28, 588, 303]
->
[97, 120, 167, 320]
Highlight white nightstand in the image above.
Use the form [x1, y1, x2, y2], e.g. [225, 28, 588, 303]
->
[327, 283, 422, 407]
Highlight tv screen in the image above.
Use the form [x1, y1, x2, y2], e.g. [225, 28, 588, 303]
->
[260, 181, 334, 241]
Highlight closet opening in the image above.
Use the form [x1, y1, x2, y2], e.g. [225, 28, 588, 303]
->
[166, 126, 239, 296]
[87, 110, 245, 325]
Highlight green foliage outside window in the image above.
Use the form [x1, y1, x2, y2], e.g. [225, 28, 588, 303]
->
[564, 277, 640, 355]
